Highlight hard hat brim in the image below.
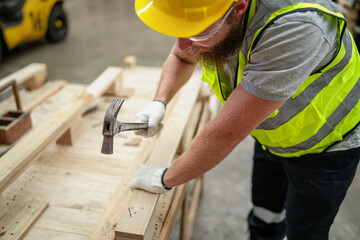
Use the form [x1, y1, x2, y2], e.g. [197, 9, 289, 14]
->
[135, 0, 235, 38]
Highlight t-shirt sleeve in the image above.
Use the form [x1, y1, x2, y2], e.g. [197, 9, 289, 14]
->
[241, 12, 337, 101]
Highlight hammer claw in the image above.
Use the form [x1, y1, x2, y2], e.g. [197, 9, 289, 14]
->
[101, 98, 148, 154]
[101, 98, 124, 154]
[105, 98, 124, 121]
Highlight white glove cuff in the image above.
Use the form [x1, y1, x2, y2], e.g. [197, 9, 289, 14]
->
[152, 167, 170, 194]
[129, 165, 170, 194]
[161, 168, 172, 190]
[152, 100, 166, 109]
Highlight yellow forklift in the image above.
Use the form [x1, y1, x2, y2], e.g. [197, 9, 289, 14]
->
[0, 0, 68, 60]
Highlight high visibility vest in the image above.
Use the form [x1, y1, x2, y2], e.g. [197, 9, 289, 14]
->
[201, 0, 360, 157]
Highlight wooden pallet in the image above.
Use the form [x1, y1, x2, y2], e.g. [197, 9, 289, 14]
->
[0, 64, 213, 239]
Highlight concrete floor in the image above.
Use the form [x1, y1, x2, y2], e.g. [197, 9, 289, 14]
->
[0, 1, 359, 239]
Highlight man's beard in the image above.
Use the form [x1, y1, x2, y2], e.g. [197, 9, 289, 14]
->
[186, 14, 243, 70]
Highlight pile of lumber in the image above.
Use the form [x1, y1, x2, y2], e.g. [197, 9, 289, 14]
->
[0, 62, 215, 239]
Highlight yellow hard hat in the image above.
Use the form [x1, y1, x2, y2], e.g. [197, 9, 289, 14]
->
[135, 0, 238, 38]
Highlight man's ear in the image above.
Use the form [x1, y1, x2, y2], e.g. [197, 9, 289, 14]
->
[234, 0, 249, 16]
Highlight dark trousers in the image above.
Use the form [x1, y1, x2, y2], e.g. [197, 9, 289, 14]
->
[248, 142, 360, 240]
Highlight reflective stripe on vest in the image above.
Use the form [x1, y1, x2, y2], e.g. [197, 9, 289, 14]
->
[201, 0, 360, 157]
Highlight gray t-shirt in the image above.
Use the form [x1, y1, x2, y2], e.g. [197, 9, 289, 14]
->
[227, 11, 360, 151]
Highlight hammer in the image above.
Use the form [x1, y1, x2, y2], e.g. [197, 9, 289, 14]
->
[101, 98, 148, 154]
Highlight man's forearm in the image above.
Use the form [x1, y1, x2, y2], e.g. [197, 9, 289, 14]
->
[162, 85, 285, 188]
[154, 44, 198, 104]
[163, 115, 243, 188]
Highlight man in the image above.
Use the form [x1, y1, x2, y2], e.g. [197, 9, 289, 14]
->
[129, 0, 360, 239]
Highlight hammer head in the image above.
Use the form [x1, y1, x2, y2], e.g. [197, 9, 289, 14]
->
[101, 98, 124, 154]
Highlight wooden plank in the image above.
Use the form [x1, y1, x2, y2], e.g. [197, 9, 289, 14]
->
[154, 189, 176, 239]
[89, 137, 159, 240]
[197, 100, 211, 137]
[31, 206, 100, 236]
[180, 185, 189, 240]
[23, 80, 68, 112]
[0, 199, 48, 239]
[164, 100, 209, 240]
[181, 100, 210, 240]
[0, 195, 5, 219]
[86, 66, 123, 99]
[90, 69, 202, 240]
[158, 184, 188, 240]
[29, 84, 85, 128]
[0, 63, 47, 91]
[0, 80, 68, 116]
[177, 102, 202, 154]
[115, 73, 203, 240]
[155, 99, 207, 239]
[182, 176, 204, 240]
[89, 89, 175, 239]
[22, 228, 89, 240]
[0, 67, 123, 195]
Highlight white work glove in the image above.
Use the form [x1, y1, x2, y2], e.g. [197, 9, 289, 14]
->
[134, 100, 166, 137]
[129, 164, 171, 194]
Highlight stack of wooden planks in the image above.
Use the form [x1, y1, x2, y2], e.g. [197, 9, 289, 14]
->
[0, 63, 214, 239]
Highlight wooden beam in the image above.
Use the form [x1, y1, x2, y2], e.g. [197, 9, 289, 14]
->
[180, 185, 189, 240]
[23, 80, 68, 112]
[158, 184, 188, 240]
[115, 75, 203, 240]
[0, 67, 123, 196]
[86, 66, 123, 98]
[0, 195, 5, 219]
[177, 102, 202, 154]
[0, 199, 49, 239]
[0, 63, 47, 91]
[0, 80, 67, 116]
[182, 176, 204, 240]
[181, 99, 210, 240]
[179, 99, 210, 240]
[157, 100, 210, 239]
[90, 136, 159, 240]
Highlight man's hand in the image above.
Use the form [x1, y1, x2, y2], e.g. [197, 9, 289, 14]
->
[129, 164, 170, 194]
[134, 101, 166, 137]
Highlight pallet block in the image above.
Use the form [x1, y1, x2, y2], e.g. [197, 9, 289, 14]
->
[56, 115, 83, 146]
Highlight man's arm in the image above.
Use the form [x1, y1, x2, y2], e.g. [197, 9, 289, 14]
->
[133, 40, 199, 137]
[153, 40, 199, 104]
[163, 84, 285, 187]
